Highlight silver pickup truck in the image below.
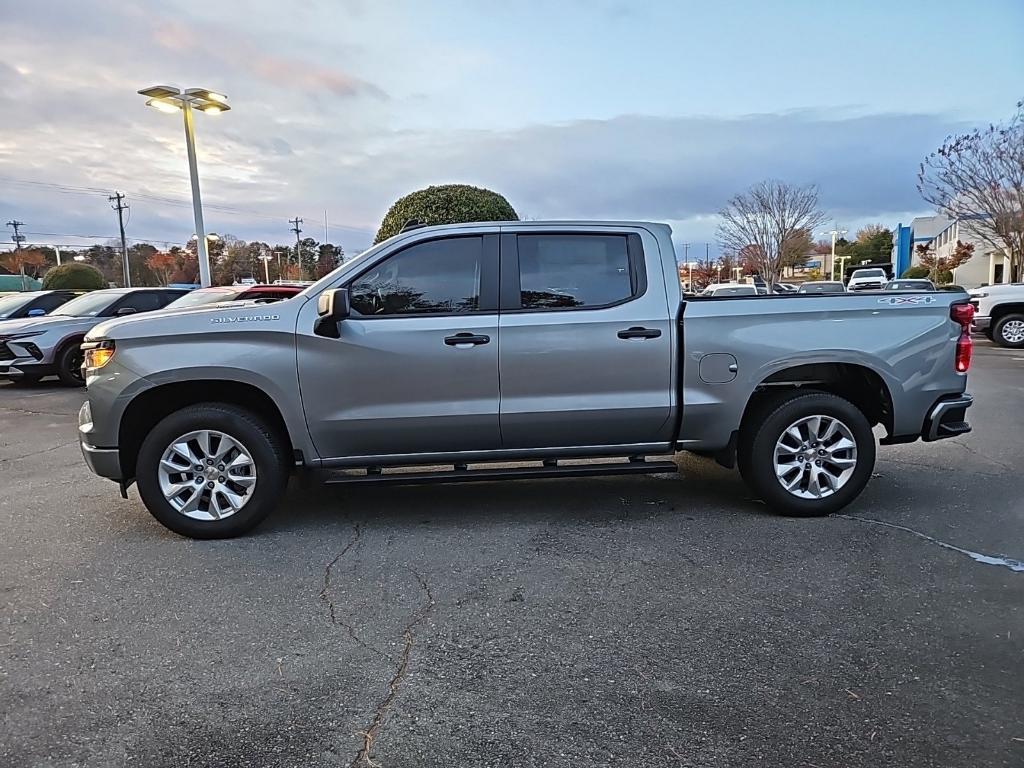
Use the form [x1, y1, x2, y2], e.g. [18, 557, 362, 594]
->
[77, 221, 975, 538]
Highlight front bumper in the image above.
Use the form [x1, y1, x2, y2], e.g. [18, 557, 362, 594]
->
[922, 394, 973, 442]
[78, 400, 123, 480]
[971, 315, 991, 333]
[0, 359, 55, 379]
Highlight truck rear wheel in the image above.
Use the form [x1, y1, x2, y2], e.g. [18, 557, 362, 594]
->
[739, 392, 875, 517]
[135, 403, 289, 538]
[993, 313, 1024, 348]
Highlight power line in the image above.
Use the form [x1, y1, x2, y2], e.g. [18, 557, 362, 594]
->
[1, 175, 369, 236]
[109, 192, 131, 288]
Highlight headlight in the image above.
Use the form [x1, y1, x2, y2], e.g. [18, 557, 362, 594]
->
[970, 291, 988, 299]
[83, 340, 115, 371]
[1, 331, 45, 341]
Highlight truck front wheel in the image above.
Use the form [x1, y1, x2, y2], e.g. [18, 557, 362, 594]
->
[739, 392, 876, 517]
[993, 313, 1024, 348]
[135, 403, 290, 538]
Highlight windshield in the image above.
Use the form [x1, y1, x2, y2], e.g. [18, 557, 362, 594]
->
[164, 287, 240, 309]
[52, 291, 118, 317]
[0, 293, 35, 319]
[853, 269, 885, 278]
[800, 283, 844, 292]
[887, 280, 932, 290]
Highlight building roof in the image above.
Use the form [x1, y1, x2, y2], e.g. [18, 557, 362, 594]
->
[909, 215, 950, 241]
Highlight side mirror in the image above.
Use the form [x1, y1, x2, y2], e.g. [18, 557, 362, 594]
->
[314, 288, 350, 338]
[27, 308, 46, 317]
[115, 307, 137, 316]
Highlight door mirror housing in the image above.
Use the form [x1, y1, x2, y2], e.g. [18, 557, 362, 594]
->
[27, 308, 46, 317]
[315, 288, 350, 338]
[115, 307, 137, 316]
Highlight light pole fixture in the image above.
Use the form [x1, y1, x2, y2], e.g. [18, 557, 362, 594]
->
[819, 228, 848, 281]
[138, 85, 230, 287]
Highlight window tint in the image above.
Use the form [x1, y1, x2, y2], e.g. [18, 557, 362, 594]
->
[116, 292, 163, 313]
[35, 293, 74, 313]
[350, 237, 482, 316]
[517, 234, 633, 309]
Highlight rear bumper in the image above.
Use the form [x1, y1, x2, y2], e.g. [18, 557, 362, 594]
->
[922, 394, 973, 442]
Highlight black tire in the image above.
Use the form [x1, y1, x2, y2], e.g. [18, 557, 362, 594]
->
[738, 392, 876, 517]
[55, 339, 85, 387]
[135, 403, 290, 538]
[992, 313, 1024, 349]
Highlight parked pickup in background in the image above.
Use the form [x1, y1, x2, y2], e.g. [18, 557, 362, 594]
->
[77, 221, 976, 538]
[970, 283, 1024, 348]
[846, 267, 888, 291]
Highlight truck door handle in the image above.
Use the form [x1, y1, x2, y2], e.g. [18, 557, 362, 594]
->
[444, 332, 490, 347]
[617, 327, 661, 340]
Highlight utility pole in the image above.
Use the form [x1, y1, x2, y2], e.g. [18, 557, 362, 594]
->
[6, 220, 27, 290]
[6, 219, 25, 250]
[324, 209, 329, 244]
[290, 217, 303, 280]
[109, 192, 131, 287]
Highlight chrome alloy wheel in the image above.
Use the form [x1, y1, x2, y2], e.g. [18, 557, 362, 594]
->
[157, 430, 257, 520]
[1000, 319, 1024, 344]
[773, 415, 857, 499]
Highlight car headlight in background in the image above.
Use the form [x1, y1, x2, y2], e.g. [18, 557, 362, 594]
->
[82, 340, 115, 371]
[0, 331, 45, 342]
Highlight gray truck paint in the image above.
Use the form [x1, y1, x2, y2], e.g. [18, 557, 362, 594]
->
[78, 221, 970, 482]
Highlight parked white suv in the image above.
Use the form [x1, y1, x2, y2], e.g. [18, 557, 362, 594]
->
[846, 268, 888, 292]
[970, 283, 1024, 348]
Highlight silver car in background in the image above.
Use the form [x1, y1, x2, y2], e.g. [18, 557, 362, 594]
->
[0, 287, 186, 385]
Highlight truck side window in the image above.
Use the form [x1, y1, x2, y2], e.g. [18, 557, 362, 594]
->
[350, 236, 482, 316]
[518, 234, 632, 309]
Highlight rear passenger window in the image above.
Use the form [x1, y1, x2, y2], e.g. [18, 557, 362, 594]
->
[518, 234, 633, 309]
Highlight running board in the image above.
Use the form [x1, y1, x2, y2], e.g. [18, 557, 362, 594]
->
[322, 458, 679, 486]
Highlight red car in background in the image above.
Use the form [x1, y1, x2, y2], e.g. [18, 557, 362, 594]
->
[163, 284, 303, 311]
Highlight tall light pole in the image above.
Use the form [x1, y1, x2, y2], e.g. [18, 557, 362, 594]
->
[819, 228, 847, 281]
[138, 86, 230, 287]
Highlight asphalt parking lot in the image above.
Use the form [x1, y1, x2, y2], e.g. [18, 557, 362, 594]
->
[2, 342, 1022, 768]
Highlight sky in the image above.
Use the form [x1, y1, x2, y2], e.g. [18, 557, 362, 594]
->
[1, 0, 1022, 258]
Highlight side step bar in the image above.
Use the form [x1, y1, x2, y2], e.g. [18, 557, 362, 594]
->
[323, 458, 679, 487]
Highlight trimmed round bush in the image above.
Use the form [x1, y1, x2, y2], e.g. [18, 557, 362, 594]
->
[374, 184, 518, 244]
[42, 262, 106, 290]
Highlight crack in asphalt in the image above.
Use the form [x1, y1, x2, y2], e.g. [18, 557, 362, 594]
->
[0, 406, 78, 418]
[350, 568, 435, 768]
[318, 525, 397, 667]
[0, 439, 79, 464]
[837, 514, 1024, 573]
[948, 438, 1016, 473]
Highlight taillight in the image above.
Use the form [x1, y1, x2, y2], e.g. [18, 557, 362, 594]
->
[951, 303, 974, 373]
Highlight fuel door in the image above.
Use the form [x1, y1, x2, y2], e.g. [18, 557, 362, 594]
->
[699, 353, 738, 384]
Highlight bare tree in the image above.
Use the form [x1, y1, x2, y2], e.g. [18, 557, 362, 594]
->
[716, 180, 827, 286]
[918, 100, 1024, 280]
